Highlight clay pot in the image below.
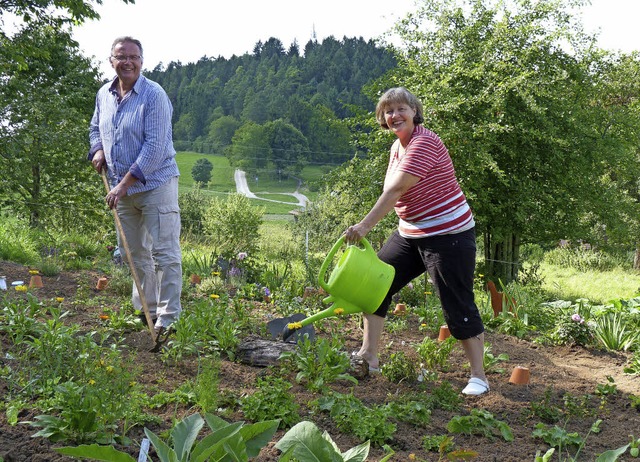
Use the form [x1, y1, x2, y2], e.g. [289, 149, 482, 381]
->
[29, 275, 43, 288]
[393, 303, 406, 315]
[96, 277, 108, 290]
[438, 325, 451, 342]
[509, 366, 530, 385]
[190, 274, 201, 285]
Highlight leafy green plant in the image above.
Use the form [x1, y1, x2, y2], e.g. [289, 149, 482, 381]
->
[532, 419, 602, 461]
[595, 376, 618, 410]
[313, 392, 396, 446]
[385, 394, 431, 427]
[276, 420, 395, 462]
[593, 312, 639, 351]
[482, 342, 509, 373]
[380, 350, 418, 383]
[447, 409, 514, 442]
[422, 434, 455, 453]
[55, 412, 279, 462]
[240, 375, 300, 429]
[415, 336, 455, 371]
[624, 351, 640, 375]
[527, 387, 563, 423]
[193, 356, 221, 413]
[279, 336, 356, 392]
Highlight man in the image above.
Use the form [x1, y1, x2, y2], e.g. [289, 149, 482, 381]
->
[89, 36, 182, 332]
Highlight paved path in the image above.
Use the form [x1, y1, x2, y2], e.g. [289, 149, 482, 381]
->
[234, 169, 309, 208]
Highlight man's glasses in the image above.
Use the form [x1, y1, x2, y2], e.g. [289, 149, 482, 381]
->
[110, 55, 142, 62]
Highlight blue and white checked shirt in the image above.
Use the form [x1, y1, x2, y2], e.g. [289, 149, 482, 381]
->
[89, 75, 179, 194]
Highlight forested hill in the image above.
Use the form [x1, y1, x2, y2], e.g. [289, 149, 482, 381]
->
[144, 36, 397, 168]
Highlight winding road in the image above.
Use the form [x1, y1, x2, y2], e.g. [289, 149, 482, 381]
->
[234, 169, 309, 208]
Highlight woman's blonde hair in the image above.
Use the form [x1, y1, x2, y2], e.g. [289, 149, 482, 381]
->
[375, 87, 424, 129]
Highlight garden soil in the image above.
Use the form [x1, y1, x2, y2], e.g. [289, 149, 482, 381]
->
[0, 261, 639, 461]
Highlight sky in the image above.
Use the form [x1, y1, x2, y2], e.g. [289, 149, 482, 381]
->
[72, 0, 640, 80]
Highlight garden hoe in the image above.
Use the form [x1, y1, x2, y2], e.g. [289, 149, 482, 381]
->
[268, 237, 395, 342]
[100, 170, 169, 352]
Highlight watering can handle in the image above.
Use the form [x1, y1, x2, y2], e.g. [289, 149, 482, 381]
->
[318, 236, 373, 291]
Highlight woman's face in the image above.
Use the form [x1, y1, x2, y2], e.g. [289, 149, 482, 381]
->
[383, 102, 416, 139]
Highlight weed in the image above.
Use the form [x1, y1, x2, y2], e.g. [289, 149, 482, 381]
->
[313, 392, 396, 446]
[381, 350, 418, 383]
[240, 375, 300, 429]
[279, 336, 356, 392]
[594, 376, 617, 411]
[447, 409, 514, 442]
[482, 342, 509, 374]
[422, 434, 455, 453]
[416, 336, 455, 371]
[527, 387, 563, 423]
[532, 419, 602, 461]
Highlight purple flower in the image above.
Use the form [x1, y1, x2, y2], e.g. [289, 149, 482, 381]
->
[263, 287, 271, 296]
[571, 314, 583, 323]
[237, 252, 248, 261]
[229, 266, 242, 277]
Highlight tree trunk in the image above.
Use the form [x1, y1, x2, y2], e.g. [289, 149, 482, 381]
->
[484, 230, 520, 284]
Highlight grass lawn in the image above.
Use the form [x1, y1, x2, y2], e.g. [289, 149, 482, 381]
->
[175, 152, 326, 214]
[539, 262, 640, 304]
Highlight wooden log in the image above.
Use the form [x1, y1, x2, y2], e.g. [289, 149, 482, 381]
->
[236, 336, 297, 367]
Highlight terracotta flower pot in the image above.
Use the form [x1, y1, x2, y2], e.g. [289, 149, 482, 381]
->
[509, 366, 530, 385]
[29, 275, 43, 288]
[393, 303, 406, 315]
[96, 277, 108, 290]
[438, 325, 451, 342]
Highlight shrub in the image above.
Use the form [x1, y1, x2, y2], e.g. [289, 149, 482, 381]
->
[203, 194, 264, 260]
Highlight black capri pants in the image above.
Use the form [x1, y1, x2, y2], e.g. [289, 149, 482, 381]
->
[374, 227, 483, 340]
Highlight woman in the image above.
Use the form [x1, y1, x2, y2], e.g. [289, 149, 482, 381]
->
[345, 87, 489, 395]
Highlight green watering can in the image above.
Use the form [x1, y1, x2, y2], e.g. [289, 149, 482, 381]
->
[279, 236, 395, 341]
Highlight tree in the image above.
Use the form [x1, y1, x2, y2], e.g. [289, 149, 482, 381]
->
[191, 158, 213, 187]
[227, 122, 271, 174]
[0, 25, 107, 230]
[265, 119, 309, 177]
[1, 0, 134, 70]
[379, 0, 640, 282]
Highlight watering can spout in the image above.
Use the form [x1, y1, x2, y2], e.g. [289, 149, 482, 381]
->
[280, 237, 395, 341]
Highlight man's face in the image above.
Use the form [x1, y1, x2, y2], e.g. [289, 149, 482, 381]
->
[110, 41, 143, 85]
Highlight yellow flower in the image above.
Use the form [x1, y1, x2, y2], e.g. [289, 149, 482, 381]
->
[409, 454, 416, 460]
[479, 274, 484, 278]
[88, 379, 96, 385]
[99, 314, 109, 320]
[106, 366, 114, 373]
[210, 294, 220, 299]
[333, 308, 345, 315]
[211, 271, 221, 276]
[421, 323, 427, 328]
[55, 297, 64, 303]
[425, 291, 432, 295]
[287, 321, 303, 330]
[15, 285, 27, 292]
[29, 269, 39, 275]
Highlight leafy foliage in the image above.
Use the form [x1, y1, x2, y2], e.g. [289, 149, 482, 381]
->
[191, 158, 214, 186]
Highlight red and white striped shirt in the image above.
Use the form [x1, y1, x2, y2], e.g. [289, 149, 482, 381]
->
[387, 126, 475, 238]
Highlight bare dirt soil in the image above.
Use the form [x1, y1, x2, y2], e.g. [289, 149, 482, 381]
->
[0, 261, 638, 461]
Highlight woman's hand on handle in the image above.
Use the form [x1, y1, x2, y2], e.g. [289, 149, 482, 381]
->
[344, 223, 371, 245]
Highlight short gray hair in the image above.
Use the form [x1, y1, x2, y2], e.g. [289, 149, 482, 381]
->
[111, 36, 143, 57]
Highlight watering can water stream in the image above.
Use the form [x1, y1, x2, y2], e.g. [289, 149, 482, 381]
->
[268, 236, 395, 342]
